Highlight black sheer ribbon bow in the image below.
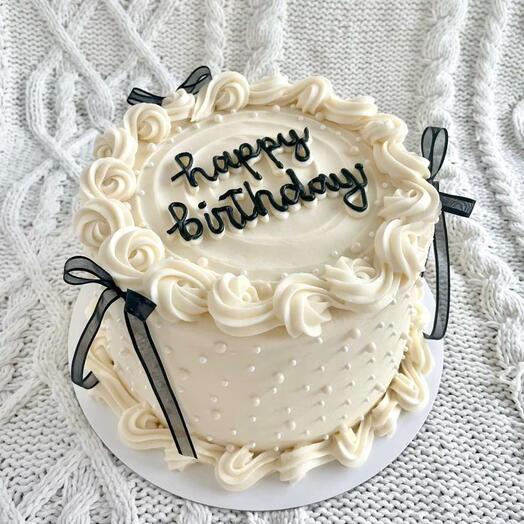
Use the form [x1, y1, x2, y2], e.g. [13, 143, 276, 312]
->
[127, 65, 212, 106]
[64, 256, 197, 459]
[421, 127, 476, 340]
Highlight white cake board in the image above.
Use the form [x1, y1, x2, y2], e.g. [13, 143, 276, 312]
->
[68, 282, 443, 511]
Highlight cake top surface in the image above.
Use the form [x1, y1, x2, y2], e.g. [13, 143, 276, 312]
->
[75, 72, 439, 338]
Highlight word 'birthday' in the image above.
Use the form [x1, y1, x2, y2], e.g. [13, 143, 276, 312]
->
[166, 128, 368, 241]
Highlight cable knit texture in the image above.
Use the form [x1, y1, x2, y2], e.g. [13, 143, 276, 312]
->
[0, 0, 523, 522]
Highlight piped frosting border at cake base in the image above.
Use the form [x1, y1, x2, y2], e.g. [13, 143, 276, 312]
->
[74, 72, 440, 340]
[85, 283, 432, 491]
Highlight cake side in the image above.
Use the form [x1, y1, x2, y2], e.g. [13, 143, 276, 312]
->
[85, 279, 431, 491]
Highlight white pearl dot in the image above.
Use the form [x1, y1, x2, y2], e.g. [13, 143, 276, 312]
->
[290, 359, 297, 367]
[273, 446, 280, 452]
[210, 395, 218, 403]
[288, 420, 296, 431]
[286, 406, 292, 414]
[323, 434, 329, 441]
[319, 400, 326, 407]
[254, 345, 262, 354]
[250, 416, 257, 423]
[226, 444, 235, 452]
[212, 410, 221, 420]
[320, 415, 326, 422]
[231, 429, 238, 436]
[206, 435, 213, 442]
[251, 396, 261, 407]
[323, 385, 333, 395]
[248, 365, 256, 372]
[199, 356, 207, 364]
[348, 328, 361, 339]
[319, 365, 326, 373]
[221, 379, 230, 387]
[305, 429, 311, 436]
[271, 386, 278, 394]
[316, 336, 324, 344]
[342, 345, 350, 353]
[197, 257, 209, 267]
[364, 343, 377, 353]
[304, 384, 311, 392]
[214, 342, 227, 354]
[276, 432, 282, 440]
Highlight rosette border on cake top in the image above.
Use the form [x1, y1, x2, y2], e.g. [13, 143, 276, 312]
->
[75, 70, 442, 340]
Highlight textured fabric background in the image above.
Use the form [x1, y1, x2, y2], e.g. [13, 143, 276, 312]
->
[1, 0, 523, 522]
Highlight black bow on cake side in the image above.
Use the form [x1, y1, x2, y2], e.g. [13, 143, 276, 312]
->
[64, 256, 197, 459]
[420, 127, 476, 340]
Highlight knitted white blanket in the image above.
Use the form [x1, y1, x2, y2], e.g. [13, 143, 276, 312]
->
[1, 1, 523, 522]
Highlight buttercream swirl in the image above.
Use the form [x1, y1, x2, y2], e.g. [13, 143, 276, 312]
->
[208, 273, 279, 336]
[162, 89, 196, 122]
[145, 259, 217, 322]
[93, 127, 137, 165]
[123, 103, 171, 143]
[73, 198, 133, 250]
[323, 257, 399, 311]
[99, 226, 165, 288]
[380, 183, 440, 225]
[192, 72, 249, 121]
[118, 402, 175, 450]
[374, 220, 427, 278]
[80, 158, 136, 201]
[273, 274, 332, 338]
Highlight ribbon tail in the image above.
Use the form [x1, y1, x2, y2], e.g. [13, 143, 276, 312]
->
[424, 212, 450, 340]
[124, 311, 198, 459]
[71, 287, 120, 389]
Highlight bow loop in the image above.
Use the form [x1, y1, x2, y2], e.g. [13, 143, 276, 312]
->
[64, 255, 118, 293]
[421, 126, 449, 181]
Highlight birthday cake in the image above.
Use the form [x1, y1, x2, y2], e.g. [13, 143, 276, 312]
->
[72, 71, 440, 490]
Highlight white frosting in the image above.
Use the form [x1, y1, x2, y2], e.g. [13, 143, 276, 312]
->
[75, 72, 439, 490]
[76, 72, 439, 338]
[86, 280, 431, 491]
